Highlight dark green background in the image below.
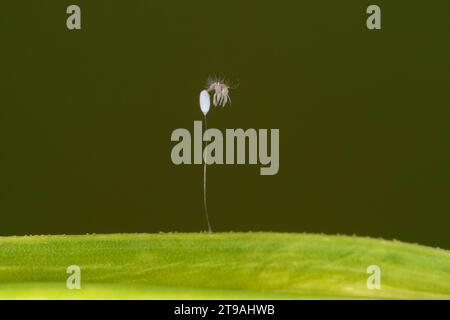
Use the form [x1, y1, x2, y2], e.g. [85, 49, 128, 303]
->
[1, 1, 449, 248]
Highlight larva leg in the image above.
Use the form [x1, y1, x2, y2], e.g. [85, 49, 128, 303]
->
[222, 95, 227, 107]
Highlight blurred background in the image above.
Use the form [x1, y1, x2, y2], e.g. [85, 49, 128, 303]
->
[1, 1, 449, 248]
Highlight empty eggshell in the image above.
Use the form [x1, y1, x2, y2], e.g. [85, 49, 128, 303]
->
[199, 90, 211, 115]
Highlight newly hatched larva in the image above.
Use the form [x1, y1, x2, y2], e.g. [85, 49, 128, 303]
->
[206, 77, 234, 107]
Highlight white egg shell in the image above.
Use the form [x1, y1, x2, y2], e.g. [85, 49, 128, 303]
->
[199, 90, 210, 115]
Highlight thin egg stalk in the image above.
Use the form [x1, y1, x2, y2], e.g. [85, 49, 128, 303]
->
[199, 90, 212, 233]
